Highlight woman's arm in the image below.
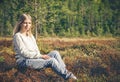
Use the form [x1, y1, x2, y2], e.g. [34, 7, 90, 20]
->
[31, 35, 41, 55]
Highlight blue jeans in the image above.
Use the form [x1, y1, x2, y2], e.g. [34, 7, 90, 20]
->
[16, 50, 71, 80]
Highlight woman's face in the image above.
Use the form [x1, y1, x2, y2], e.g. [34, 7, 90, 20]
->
[20, 18, 32, 33]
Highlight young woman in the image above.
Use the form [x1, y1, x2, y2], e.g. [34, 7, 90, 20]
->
[13, 14, 77, 80]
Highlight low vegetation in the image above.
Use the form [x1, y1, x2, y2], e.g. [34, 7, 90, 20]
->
[0, 37, 120, 82]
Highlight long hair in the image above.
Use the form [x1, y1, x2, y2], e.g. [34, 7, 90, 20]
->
[13, 14, 32, 36]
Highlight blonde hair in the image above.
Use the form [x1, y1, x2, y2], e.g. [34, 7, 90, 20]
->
[13, 14, 32, 36]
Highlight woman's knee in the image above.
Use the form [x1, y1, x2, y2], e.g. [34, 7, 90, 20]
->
[48, 50, 61, 58]
[49, 58, 58, 65]
[52, 50, 60, 55]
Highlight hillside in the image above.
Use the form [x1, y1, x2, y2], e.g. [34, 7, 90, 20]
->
[0, 37, 120, 82]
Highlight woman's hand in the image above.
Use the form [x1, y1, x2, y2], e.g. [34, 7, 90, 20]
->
[41, 55, 51, 59]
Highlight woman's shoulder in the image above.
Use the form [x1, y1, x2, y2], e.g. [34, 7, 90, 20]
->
[13, 32, 21, 38]
[14, 32, 20, 36]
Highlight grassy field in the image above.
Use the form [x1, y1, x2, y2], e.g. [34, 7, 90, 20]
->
[0, 37, 120, 82]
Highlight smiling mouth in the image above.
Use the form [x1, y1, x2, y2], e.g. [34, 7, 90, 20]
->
[24, 27, 30, 32]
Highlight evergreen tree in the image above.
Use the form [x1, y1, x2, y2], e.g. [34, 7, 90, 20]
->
[0, 0, 119, 37]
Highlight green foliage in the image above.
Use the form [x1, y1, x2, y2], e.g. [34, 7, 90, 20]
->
[0, 56, 4, 62]
[0, 0, 119, 37]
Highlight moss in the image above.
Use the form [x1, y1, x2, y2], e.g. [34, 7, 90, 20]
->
[0, 56, 5, 62]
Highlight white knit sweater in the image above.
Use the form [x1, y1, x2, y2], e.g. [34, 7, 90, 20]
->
[13, 32, 41, 58]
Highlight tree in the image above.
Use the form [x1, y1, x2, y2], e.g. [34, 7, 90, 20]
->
[0, 0, 119, 37]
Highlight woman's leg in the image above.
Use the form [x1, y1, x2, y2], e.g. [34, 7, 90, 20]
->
[25, 58, 72, 80]
[47, 50, 66, 67]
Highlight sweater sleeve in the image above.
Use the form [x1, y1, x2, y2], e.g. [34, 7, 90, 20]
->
[31, 35, 41, 56]
[13, 34, 42, 58]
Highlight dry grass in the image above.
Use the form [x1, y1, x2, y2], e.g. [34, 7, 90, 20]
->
[0, 37, 120, 82]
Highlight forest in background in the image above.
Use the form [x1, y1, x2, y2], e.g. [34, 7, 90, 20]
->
[0, 0, 120, 81]
[0, 0, 120, 37]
